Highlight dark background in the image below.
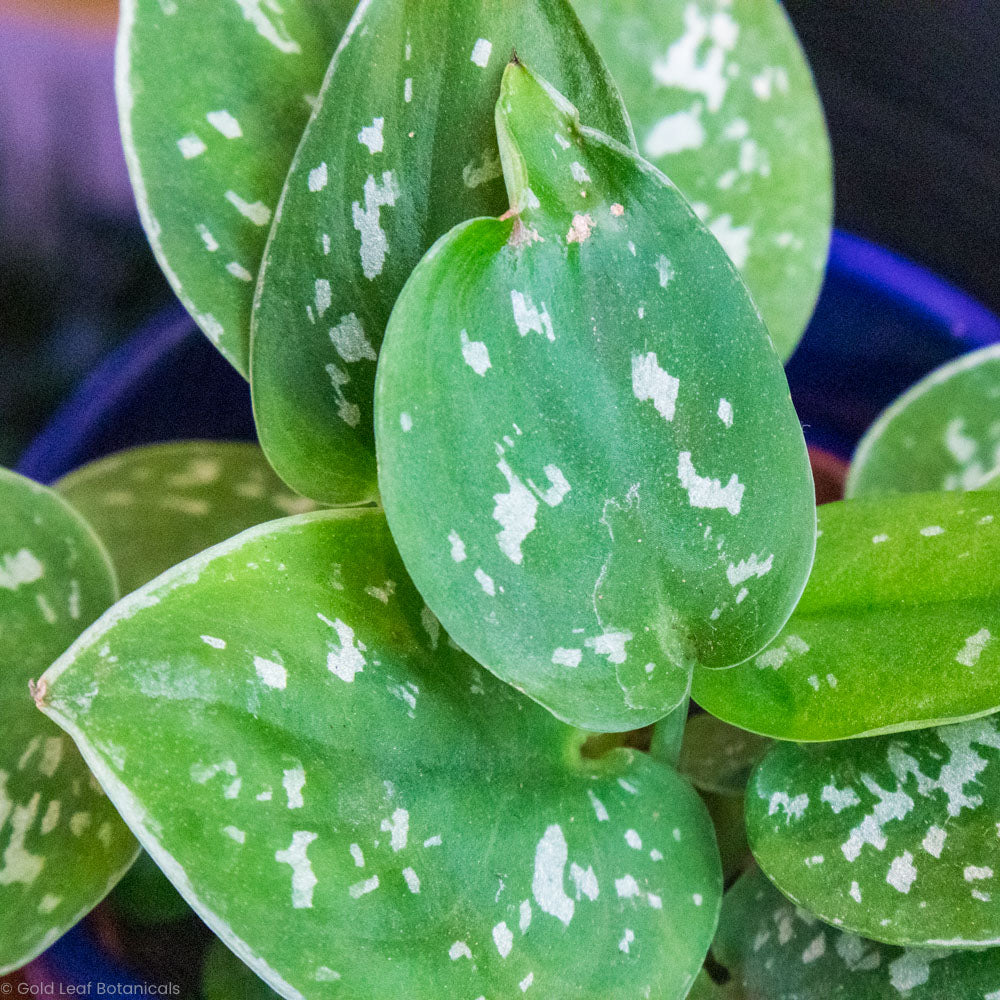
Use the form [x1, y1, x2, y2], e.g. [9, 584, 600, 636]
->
[1, 1, 997, 462]
[785, 0, 1000, 322]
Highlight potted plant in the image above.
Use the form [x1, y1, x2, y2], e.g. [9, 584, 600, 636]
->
[4, 1, 1000, 997]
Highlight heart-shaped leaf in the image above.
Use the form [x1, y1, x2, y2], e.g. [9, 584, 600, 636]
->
[746, 716, 1000, 947]
[0, 469, 136, 974]
[572, 0, 832, 359]
[692, 490, 1000, 741]
[57, 442, 320, 594]
[117, 0, 354, 374]
[203, 937, 281, 1000]
[678, 715, 771, 798]
[38, 508, 721, 999]
[715, 866, 1000, 999]
[375, 63, 816, 732]
[251, 0, 634, 505]
[848, 344, 1000, 498]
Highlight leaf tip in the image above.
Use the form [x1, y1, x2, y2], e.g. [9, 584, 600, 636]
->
[29, 676, 49, 711]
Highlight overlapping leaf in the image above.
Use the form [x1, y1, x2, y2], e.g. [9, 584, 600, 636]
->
[38, 509, 721, 999]
[203, 938, 281, 1000]
[715, 867, 1000, 999]
[61, 442, 320, 927]
[573, 0, 832, 359]
[678, 714, 771, 798]
[693, 490, 1000, 741]
[251, 0, 633, 504]
[747, 716, 1000, 947]
[57, 442, 319, 594]
[848, 344, 1000, 498]
[117, 0, 354, 373]
[374, 64, 815, 732]
[0, 469, 136, 974]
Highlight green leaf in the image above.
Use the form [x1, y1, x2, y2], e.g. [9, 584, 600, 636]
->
[108, 850, 190, 926]
[572, 0, 832, 359]
[39, 508, 721, 1000]
[375, 63, 816, 732]
[0, 469, 136, 974]
[705, 792, 750, 885]
[685, 969, 740, 999]
[715, 866, 1000, 999]
[746, 716, 1000, 947]
[692, 490, 1000, 741]
[203, 938, 281, 1000]
[848, 344, 1000, 498]
[678, 715, 771, 798]
[57, 442, 319, 594]
[117, 0, 354, 374]
[251, 0, 634, 505]
[649, 693, 692, 769]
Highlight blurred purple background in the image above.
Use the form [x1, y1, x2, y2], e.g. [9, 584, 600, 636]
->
[0, 8, 171, 464]
[0, 1, 997, 457]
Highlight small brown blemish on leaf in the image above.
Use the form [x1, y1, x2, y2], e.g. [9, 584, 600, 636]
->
[510, 48, 521, 67]
[509, 219, 543, 248]
[611, 203, 625, 217]
[566, 213, 595, 244]
[30, 677, 48, 710]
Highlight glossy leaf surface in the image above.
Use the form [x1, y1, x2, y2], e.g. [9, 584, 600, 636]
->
[747, 716, 1000, 947]
[252, 0, 633, 505]
[693, 490, 1000, 741]
[39, 509, 721, 1000]
[57, 442, 319, 594]
[375, 65, 815, 732]
[715, 867, 1000, 999]
[848, 344, 1000, 498]
[0, 469, 135, 974]
[678, 714, 771, 798]
[573, 0, 832, 359]
[117, 0, 354, 373]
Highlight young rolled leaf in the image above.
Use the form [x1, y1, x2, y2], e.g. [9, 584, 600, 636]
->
[848, 344, 1000, 498]
[117, 0, 355, 373]
[57, 442, 319, 594]
[747, 716, 1000, 947]
[678, 714, 771, 798]
[693, 490, 1000, 741]
[38, 509, 721, 1000]
[649, 693, 691, 770]
[715, 866, 1000, 999]
[572, 0, 832, 359]
[251, 0, 634, 505]
[375, 63, 816, 732]
[0, 469, 136, 974]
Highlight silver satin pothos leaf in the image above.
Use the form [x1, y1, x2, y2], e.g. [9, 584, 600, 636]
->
[572, 0, 833, 359]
